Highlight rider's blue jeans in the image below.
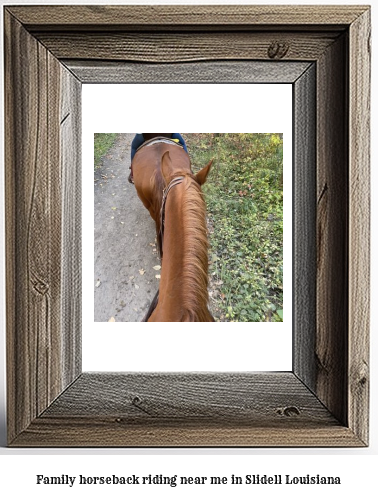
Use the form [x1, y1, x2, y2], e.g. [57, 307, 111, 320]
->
[131, 133, 188, 161]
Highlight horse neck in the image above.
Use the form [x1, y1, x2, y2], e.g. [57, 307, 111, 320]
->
[155, 176, 211, 321]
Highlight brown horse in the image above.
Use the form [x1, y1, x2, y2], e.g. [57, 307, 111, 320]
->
[132, 137, 213, 322]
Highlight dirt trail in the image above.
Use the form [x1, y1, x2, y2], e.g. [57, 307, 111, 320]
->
[94, 133, 160, 322]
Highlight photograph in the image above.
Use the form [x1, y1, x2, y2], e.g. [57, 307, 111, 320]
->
[94, 133, 284, 323]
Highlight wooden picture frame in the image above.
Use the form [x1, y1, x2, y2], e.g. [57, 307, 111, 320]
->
[4, 5, 370, 447]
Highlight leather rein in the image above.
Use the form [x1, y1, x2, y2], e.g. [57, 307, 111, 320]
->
[158, 176, 185, 256]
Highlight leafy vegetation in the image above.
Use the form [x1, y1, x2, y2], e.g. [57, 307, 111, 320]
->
[185, 133, 283, 322]
[94, 133, 117, 169]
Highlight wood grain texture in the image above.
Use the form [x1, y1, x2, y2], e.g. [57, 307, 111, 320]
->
[35, 32, 339, 63]
[60, 68, 82, 388]
[11, 373, 363, 447]
[41, 373, 336, 422]
[65, 60, 312, 84]
[7, 5, 367, 30]
[316, 34, 349, 426]
[5, 12, 62, 442]
[293, 64, 317, 390]
[348, 8, 371, 445]
[4, 11, 81, 444]
[11, 419, 363, 448]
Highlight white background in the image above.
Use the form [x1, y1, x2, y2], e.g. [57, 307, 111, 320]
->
[83, 83, 292, 372]
[0, 0, 377, 498]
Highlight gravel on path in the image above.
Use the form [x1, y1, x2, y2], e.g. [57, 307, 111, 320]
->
[94, 133, 160, 322]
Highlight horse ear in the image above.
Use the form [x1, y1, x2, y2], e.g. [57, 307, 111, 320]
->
[161, 151, 173, 182]
[195, 159, 213, 186]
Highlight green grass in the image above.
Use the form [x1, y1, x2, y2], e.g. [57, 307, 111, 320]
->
[185, 133, 283, 322]
[94, 133, 117, 169]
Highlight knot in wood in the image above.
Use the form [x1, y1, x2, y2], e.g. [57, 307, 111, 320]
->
[132, 396, 142, 406]
[268, 41, 289, 59]
[131, 395, 153, 415]
[277, 406, 300, 417]
[353, 361, 368, 389]
[33, 280, 49, 295]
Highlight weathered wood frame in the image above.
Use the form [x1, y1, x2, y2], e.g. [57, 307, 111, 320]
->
[4, 5, 370, 447]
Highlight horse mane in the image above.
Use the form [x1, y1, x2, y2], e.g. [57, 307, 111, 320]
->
[147, 152, 213, 322]
[180, 175, 211, 321]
